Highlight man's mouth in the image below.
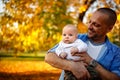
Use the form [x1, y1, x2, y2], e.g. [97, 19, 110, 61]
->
[88, 30, 93, 34]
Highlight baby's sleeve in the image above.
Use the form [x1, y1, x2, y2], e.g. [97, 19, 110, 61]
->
[76, 39, 88, 52]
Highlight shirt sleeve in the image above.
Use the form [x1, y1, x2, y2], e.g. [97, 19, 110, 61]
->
[110, 48, 120, 77]
[55, 44, 63, 56]
[47, 44, 59, 53]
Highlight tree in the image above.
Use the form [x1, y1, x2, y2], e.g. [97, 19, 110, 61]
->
[0, 0, 119, 53]
[0, 0, 74, 52]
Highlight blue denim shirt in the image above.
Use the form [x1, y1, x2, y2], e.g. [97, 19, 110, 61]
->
[48, 34, 120, 78]
[78, 34, 120, 77]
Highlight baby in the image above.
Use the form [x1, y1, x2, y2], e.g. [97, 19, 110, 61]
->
[55, 24, 88, 80]
[56, 24, 87, 61]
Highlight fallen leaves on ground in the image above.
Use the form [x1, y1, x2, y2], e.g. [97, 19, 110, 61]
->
[0, 60, 61, 80]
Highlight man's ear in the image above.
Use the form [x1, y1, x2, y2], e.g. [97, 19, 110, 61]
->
[107, 26, 113, 32]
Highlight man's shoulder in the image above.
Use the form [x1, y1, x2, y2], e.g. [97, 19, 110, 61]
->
[77, 34, 88, 41]
[110, 43, 120, 51]
[106, 39, 120, 53]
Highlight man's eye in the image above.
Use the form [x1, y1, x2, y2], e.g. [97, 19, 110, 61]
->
[88, 20, 91, 24]
[88, 20, 100, 28]
[94, 23, 100, 27]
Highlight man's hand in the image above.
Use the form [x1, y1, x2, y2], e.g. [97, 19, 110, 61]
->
[71, 47, 79, 55]
[69, 61, 90, 80]
[74, 52, 93, 64]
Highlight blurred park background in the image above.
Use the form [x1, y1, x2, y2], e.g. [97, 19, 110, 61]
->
[0, 0, 120, 80]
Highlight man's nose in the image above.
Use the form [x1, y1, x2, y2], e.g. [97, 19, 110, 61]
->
[88, 23, 93, 29]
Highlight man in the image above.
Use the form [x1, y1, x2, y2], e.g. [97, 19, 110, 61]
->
[45, 8, 120, 80]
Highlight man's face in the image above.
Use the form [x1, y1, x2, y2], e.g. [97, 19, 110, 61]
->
[87, 11, 111, 41]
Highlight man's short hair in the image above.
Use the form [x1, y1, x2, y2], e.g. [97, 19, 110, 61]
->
[97, 8, 117, 26]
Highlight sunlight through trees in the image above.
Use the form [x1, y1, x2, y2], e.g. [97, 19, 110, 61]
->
[0, 0, 120, 53]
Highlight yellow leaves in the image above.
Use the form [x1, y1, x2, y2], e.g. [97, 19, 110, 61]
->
[0, 60, 61, 73]
[0, 61, 61, 79]
[35, 7, 41, 14]
[79, 5, 87, 13]
[1, 0, 71, 51]
[25, 2, 31, 8]
[117, 13, 120, 21]
[114, 0, 120, 4]
[17, 29, 40, 51]
[77, 21, 87, 33]
[107, 32, 114, 42]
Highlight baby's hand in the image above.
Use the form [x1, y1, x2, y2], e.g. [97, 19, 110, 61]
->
[71, 47, 79, 56]
[60, 52, 67, 59]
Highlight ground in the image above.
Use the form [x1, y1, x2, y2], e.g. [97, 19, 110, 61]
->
[0, 60, 61, 80]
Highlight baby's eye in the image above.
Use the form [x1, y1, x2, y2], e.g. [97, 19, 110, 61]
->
[63, 34, 66, 36]
[69, 34, 73, 36]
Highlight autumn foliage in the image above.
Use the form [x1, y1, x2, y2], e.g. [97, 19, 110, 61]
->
[0, 0, 119, 53]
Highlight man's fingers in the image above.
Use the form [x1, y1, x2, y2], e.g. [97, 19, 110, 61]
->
[87, 71, 91, 79]
[80, 57, 85, 60]
[74, 53, 84, 57]
[71, 52, 79, 56]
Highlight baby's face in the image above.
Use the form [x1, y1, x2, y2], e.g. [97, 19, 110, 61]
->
[62, 27, 77, 44]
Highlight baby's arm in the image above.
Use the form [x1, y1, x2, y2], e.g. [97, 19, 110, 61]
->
[77, 39, 87, 52]
[55, 43, 67, 59]
[71, 39, 88, 56]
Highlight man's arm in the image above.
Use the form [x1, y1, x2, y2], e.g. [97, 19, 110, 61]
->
[95, 63, 120, 80]
[45, 52, 70, 69]
[75, 52, 120, 80]
[44, 52, 90, 79]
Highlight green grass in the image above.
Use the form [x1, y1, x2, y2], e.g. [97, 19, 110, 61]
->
[0, 51, 47, 61]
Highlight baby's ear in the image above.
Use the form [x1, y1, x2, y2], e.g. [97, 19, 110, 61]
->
[76, 34, 79, 38]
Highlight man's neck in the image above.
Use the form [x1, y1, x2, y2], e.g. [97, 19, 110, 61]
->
[89, 37, 106, 45]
